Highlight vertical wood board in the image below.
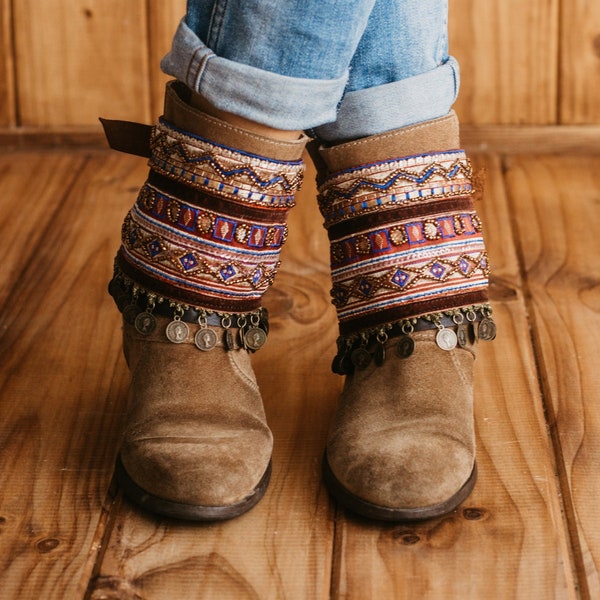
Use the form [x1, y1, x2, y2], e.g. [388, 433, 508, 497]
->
[0, 153, 137, 598]
[450, 0, 559, 125]
[0, 0, 15, 127]
[12, 0, 151, 126]
[505, 155, 600, 597]
[147, 0, 186, 118]
[559, 0, 600, 123]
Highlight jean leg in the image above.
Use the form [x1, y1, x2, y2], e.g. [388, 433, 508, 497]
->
[314, 0, 460, 142]
[162, 1, 377, 131]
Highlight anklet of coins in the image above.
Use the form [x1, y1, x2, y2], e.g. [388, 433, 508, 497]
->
[109, 274, 269, 353]
[332, 305, 496, 375]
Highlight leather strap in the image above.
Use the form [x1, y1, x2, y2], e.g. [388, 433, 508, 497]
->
[99, 117, 153, 158]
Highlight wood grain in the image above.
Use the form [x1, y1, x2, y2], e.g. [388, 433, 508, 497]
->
[0, 0, 15, 127]
[88, 161, 338, 600]
[12, 0, 151, 126]
[0, 0, 599, 128]
[559, 0, 600, 123]
[0, 153, 138, 598]
[450, 0, 559, 124]
[329, 155, 577, 599]
[505, 154, 600, 598]
[147, 0, 186, 118]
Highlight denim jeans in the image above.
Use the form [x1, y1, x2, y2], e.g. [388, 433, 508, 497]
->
[161, 0, 459, 141]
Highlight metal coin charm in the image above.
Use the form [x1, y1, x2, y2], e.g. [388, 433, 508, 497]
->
[478, 317, 497, 341]
[457, 324, 469, 348]
[244, 327, 267, 351]
[225, 329, 236, 351]
[337, 353, 354, 375]
[194, 328, 218, 351]
[134, 312, 156, 335]
[436, 327, 458, 351]
[351, 347, 372, 370]
[396, 336, 415, 359]
[166, 320, 189, 344]
[332, 354, 345, 375]
[374, 343, 386, 366]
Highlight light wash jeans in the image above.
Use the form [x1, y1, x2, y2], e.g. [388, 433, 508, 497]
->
[161, 0, 459, 142]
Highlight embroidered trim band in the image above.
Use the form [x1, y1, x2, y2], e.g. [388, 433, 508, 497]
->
[318, 150, 489, 336]
[114, 119, 305, 313]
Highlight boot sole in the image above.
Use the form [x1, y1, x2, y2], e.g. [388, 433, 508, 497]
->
[322, 453, 477, 522]
[115, 454, 272, 521]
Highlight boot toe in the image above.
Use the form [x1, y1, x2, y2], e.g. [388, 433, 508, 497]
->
[326, 433, 475, 521]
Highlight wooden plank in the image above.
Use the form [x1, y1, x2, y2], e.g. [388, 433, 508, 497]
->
[450, 0, 559, 124]
[5, 124, 600, 155]
[88, 161, 337, 600]
[0, 152, 86, 303]
[329, 155, 577, 599]
[505, 154, 600, 598]
[560, 1, 600, 124]
[147, 0, 187, 118]
[13, 0, 151, 126]
[0, 152, 140, 598]
[460, 124, 600, 155]
[0, 0, 15, 127]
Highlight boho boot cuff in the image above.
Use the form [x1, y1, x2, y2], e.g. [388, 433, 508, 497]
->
[102, 83, 307, 349]
[317, 148, 495, 372]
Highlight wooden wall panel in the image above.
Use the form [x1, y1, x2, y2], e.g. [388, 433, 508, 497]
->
[13, 0, 151, 126]
[449, 0, 559, 125]
[559, 0, 600, 124]
[0, 0, 15, 127]
[147, 0, 187, 118]
[2, 0, 600, 129]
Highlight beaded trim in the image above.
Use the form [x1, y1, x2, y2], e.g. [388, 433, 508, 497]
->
[109, 268, 269, 353]
[117, 118, 304, 313]
[332, 304, 496, 375]
[150, 119, 304, 207]
[318, 151, 473, 226]
[318, 150, 489, 335]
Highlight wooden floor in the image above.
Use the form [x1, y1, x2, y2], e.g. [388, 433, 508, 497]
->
[1, 142, 599, 599]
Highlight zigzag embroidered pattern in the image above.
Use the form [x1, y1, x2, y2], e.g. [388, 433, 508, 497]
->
[318, 151, 473, 225]
[319, 149, 490, 329]
[150, 120, 304, 206]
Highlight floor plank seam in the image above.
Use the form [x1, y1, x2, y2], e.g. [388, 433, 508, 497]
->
[499, 153, 589, 600]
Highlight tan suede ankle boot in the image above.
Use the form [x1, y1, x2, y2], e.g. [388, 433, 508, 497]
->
[103, 82, 306, 520]
[315, 113, 495, 521]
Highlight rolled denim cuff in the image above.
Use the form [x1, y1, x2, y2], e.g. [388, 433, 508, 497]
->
[313, 57, 460, 142]
[161, 19, 349, 131]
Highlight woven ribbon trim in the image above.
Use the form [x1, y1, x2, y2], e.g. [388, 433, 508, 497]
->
[116, 119, 305, 313]
[318, 150, 489, 334]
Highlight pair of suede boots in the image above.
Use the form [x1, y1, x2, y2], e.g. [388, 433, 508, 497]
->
[103, 82, 494, 522]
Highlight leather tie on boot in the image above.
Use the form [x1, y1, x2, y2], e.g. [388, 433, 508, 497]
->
[103, 81, 306, 520]
[316, 115, 495, 521]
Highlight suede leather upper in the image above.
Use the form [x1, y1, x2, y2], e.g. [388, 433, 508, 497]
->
[121, 319, 272, 507]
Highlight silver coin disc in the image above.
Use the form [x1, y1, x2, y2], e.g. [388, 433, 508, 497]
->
[134, 312, 156, 335]
[478, 317, 497, 341]
[194, 328, 218, 351]
[436, 328, 458, 351]
[165, 320, 190, 344]
[244, 327, 267, 351]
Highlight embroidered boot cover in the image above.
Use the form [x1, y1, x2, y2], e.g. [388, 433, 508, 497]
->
[104, 82, 306, 520]
[316, 113, 495, 521]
